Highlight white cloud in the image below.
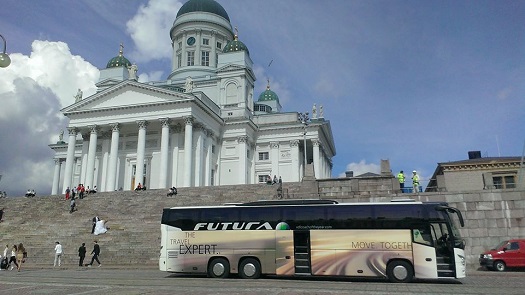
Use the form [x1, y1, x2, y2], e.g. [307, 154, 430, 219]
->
[127, 0, 183, 62]
[138, 71, 164, 83]
[339, 160, 381, 177]
[0, 40, 99, 197]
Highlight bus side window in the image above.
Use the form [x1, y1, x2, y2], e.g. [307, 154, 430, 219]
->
[413, 228, 432, 245]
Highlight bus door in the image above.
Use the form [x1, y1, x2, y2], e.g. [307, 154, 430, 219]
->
[293, 230, 312, 275]
[430, 222, 456, 278]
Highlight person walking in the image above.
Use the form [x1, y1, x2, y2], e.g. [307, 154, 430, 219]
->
[397, 170, 405, 192]
[88, 240, 101, 267]
[8, 244, 18, 271]
[78, 243, 86, 267]
[412, 170, 420, 193]
[54, 241, 63, 267]
[16, 243, 25, 272]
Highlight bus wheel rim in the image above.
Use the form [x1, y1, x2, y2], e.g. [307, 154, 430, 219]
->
[213, 263, 225, 276]
[393, 265, 408, 280]
[243, 263, 256, 277]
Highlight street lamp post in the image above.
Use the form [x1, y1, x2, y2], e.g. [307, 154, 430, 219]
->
[0, 34, 11, 68]
[298, 112, 310, 177]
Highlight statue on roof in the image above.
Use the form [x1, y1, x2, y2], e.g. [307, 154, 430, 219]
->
[74, 88, 83, 102]
[185, 76, 194, 93]
[128, 63, 138, 80]
[319, 104, 324, 118]
[58, 130, 64, 142]
[312, 103, 317, 119]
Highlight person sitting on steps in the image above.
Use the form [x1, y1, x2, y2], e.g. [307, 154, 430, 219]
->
[167, 187, 177, 197]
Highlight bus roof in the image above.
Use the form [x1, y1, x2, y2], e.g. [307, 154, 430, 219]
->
[166, 199, 437, 210]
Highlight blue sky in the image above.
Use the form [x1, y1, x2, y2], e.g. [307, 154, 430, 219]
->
[0, 0, 524, 196]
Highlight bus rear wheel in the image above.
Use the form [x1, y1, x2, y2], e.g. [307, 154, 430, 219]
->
[386, 260, 414, 283]
[239, 258, 261, 279]
[208, 258, 230, 278]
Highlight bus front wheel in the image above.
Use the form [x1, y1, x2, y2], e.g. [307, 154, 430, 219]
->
[208, 258, 230, 278]
[239, 258, 261, 279]
[386, 260, 414, 283]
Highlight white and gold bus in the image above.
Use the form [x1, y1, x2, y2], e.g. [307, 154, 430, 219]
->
[159, 200, 466, 283]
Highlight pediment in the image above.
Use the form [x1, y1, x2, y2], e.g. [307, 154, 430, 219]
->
[62, 81, 190, 114]
[216, 64, 245, 73]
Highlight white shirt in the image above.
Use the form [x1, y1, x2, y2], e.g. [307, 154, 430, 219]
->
[55, 244, 63, 254]
[3, 247, 8, 258]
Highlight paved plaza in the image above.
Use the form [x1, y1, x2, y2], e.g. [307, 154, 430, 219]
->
[0, 268, 524, 295]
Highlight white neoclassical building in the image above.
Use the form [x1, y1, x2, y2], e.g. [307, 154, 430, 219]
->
[49, 0, 336, 194]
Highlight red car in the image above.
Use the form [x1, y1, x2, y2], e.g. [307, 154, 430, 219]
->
[479, 239, 525, 271]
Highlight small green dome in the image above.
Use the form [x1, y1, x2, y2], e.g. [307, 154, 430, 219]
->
[177, 0, 230, 22]
[258, 85, 279, 102]
[106, 44, 132, 69]
[223, 33, 249, 55]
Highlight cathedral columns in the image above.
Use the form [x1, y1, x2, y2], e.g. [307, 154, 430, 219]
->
[62, 127, 77, 191]
[85, 125, 98, 188]
[79, 133, 89, 185]
[270, 141, 279, 178]
[194, 124, 205, 186]
[159, 118, 170, 189]
[183, 116, 194, 187]
[51, 159, 62, 195]
[171, 124, 182, 187]
[99, 132, 111, 191]
[106, 123, 120, 192]
[238, 136, 248, 184]
[313, 139, 320, 179]
[290, 140, 300, 182]
[205, 132, 213, 186]
[135, 120, 148, 188]
[85, 125, 99, 189]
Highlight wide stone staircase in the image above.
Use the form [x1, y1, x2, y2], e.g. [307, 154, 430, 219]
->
[0, 183, 293, 269]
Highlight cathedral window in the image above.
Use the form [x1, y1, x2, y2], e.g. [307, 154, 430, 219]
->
[178, 42, 182, 49]
[201, 51, 210, 66]
[216, 42, 222, 49]
[203, 38, 209, 45]
[258, 152, 269, 161]
[187, 51, 195, 66]
[177, 53, 182, 67]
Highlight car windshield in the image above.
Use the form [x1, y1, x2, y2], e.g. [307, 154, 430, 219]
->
[492, 240, 509, 250]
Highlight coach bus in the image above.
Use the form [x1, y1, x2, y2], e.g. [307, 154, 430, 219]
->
[159, 199, 466, 283]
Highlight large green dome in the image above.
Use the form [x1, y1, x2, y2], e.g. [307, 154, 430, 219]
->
[223, 33, 250, 55]
[106, 44, 132, 69]
[177, 0, 230, 22]
[258, 85, 279, 102]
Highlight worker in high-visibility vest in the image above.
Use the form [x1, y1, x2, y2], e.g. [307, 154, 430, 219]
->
[412, 170, 420, 193]
[397, 171, 405, 191]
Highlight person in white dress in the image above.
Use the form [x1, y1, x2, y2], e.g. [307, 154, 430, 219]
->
[94, 220, 108, 235]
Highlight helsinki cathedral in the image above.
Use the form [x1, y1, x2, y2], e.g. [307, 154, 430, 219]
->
[49, 0, 336, 194]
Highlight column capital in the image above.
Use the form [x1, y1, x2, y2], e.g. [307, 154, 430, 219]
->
[270, 141, 279, 149]
[290, 140, 300, 147]
[67, 127, 78, 135]
[137, 120, 148, 129]
[237, 136, 248, 144]
[54, 158, 62, 165]
[88, 125, 98, 134]
[159, 118, 170, 127]
[312, 139, 321, 147]
[109, 123, 120, 132]
[184, 116, 194, 126]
